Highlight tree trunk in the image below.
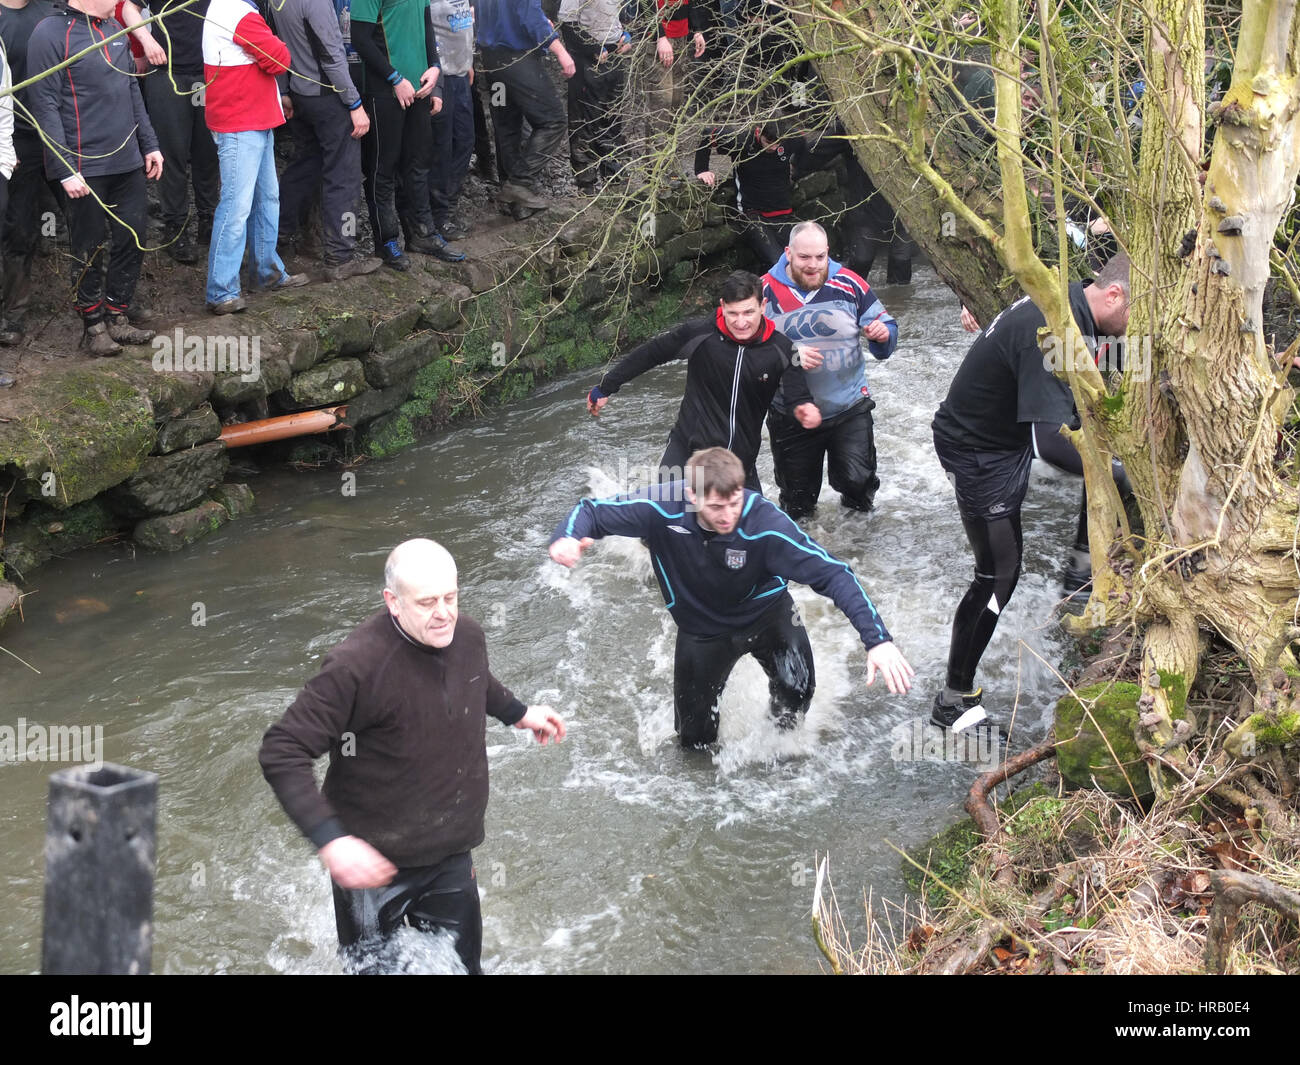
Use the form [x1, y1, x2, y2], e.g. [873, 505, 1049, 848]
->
[799, 3, 1011, 324]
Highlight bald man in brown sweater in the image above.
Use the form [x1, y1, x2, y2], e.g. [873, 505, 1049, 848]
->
[259, 538, 565, 973]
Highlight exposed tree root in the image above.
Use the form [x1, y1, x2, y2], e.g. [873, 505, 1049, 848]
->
[964, 738, 1060, 885]
[1204, 870, 1300, 973]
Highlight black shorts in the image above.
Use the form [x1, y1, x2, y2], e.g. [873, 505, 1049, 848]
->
[933, 432, 1033, 523]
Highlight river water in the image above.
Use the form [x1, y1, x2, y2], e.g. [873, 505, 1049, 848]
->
[0, 265, 1083, 974]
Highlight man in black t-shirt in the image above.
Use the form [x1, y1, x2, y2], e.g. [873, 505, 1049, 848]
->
[929, 254, 1130, 735]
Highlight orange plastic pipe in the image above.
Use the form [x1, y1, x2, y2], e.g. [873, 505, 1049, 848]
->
[219, 405, 348, 448]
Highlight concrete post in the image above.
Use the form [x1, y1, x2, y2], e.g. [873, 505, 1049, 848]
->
[41, 763, 158, 975]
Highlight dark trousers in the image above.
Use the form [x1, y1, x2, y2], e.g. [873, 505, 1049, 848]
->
[673, 593, 815, 747]
[479, 45, 566, 188]
[361, 91, 435, 249]
[562, 26, 626, 186]
[62, 168, 147, 324]
[767, 399, 879, 519]
[3, 130, 59, 324]
[281, 92, 363, 263]
[332, 851, 482, 975]
[659, 431, 762, 495]
[429, 73, 474, 226]
[471, 70, 496, 179]
[739, 212, 792, 270]
[141, 68, 218, 235]
[946, 511, 1023, 693]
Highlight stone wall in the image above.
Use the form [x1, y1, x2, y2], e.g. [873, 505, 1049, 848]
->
[0, 168, 848, 626]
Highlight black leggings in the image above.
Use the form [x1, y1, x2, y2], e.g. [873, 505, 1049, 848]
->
[332, 851, 481, 974]
[946, 511, 1023, 693]
[673, 593, 815, 747]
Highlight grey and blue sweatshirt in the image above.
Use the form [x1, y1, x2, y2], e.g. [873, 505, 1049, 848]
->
[763, 253, 898, 418]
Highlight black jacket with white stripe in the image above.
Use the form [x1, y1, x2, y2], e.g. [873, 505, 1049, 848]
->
[596, 309, 812, 477]
[552, 485, 893, 649]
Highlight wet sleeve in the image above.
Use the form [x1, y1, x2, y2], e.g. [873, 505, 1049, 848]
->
[551, 494, 667, 543]
[258, 651, 360, 849]
[598, 319, 698, 394]
[751, 498, 893, 649]
[486, 673, 528, 725]
[778, 347, 814, 408]
[857, 283, 897, 360]
[1031, 421, 1083, 475]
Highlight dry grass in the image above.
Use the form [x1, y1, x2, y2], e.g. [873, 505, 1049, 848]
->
[813, 755, 1300, 974]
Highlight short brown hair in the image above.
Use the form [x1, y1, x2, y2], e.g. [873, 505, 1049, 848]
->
[1094, 251, 1130, 297]
[686, 448, 745, 498]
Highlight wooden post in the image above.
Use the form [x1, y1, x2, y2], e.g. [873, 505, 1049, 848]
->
[41, 763, 158, 975]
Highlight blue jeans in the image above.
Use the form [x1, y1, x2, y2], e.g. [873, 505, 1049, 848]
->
[206, 129, 285, 304]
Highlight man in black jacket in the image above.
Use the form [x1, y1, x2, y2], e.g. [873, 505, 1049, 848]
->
[550, 447, 914, 747]
[585, 270, 822, 493]
[260, 538, 564, 974]
[26, 0, 163, 355]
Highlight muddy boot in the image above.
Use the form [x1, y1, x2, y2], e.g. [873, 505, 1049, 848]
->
[3, 257, 32, 330]
[106, 312, 156, 345]
[81, 320, 123, 357]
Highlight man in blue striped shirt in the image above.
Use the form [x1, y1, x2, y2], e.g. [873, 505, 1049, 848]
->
[549, 447, 913, 747]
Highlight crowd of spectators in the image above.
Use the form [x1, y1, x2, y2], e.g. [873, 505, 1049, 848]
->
[0, 0, 908, 361]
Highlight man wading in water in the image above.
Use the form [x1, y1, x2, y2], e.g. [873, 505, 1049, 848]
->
[584, 270, 822, 494]
[549, 447, 914, 747]
[260, 538, 565, 973]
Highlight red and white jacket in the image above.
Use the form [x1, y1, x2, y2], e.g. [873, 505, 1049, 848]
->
[202, 0, 291, 133]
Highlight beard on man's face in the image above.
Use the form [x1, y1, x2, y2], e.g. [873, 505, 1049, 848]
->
[793, 261, 828, 288]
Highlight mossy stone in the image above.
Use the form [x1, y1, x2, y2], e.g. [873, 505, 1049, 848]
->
[210, 482, 255, 519]
[1054, 681, 1152, 798]
[0, 368, 154, 508]
[133, 499, 230, 552]
[282, 358, 368, 408]
[154, 407, 221, 454]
